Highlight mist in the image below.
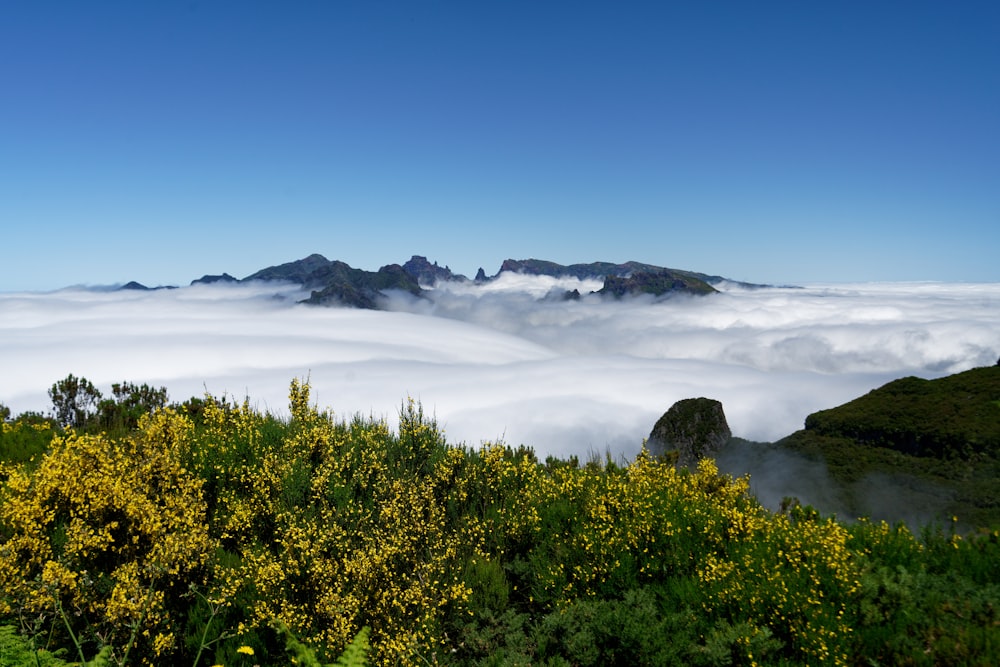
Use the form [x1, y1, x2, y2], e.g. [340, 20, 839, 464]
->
[2, 278, 997, 462]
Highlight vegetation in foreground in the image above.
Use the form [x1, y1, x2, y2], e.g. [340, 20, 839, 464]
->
[2, 377, 1000, 666]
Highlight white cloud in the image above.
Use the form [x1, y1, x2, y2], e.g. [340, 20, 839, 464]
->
[2, 279, 997, 461]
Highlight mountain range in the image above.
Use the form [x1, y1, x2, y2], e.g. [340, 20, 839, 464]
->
[121, 254, 764, 307]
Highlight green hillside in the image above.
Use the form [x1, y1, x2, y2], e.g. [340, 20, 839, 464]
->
[803, 366, 1000, 458]
[773, 365, 1000, 528]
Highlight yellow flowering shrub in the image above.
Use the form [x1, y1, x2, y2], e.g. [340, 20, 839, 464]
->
[494, 451, 758, 604]
[198, 382, 476, 665]
[0, 409, 212, 663]
[697, 501, 861, 665]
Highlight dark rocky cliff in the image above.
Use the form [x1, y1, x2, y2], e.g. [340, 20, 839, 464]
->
[647, 397, 732, 467]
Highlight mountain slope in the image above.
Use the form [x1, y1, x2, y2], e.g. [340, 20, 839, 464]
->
[801, 367, 1000, 458]
[716, 364, 1000, 528]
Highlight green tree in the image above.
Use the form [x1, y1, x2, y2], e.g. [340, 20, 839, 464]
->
[48, 374, 102, 428]
[0, 403, 9, 422]
[97, 381, 168, 430]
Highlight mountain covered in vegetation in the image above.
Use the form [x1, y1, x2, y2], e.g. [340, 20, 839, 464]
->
[800, 366, 1000, 458]
[703, 363, 1000, 529]
[178, 254, 750, 308]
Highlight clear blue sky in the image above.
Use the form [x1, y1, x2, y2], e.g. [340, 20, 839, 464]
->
[2, 1, 997, 290]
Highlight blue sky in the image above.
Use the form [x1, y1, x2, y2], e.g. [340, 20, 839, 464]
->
[2, 1, 997, 291]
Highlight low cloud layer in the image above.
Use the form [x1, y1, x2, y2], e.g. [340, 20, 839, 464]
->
[2, 278, 997, 462]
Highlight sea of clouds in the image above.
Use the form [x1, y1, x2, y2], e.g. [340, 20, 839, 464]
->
[2, 277, 997, 463]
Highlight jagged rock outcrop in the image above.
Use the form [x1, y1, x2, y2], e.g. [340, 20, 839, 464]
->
[401, 255, 465, 285]
[647, 398, 732, 467]
[562, 289, 581, 301]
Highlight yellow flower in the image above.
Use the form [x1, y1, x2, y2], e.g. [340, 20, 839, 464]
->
[237, 645, 255, 656]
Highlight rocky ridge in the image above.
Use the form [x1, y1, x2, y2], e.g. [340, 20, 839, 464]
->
[115, 254, 766, 308]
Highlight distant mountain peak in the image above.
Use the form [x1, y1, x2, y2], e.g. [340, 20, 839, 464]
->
[243, 254, 332, 284]
[191, 273, 238, 286]
[118, 281, 177, 291]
